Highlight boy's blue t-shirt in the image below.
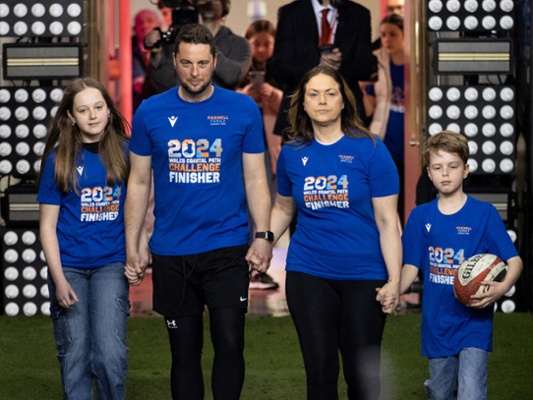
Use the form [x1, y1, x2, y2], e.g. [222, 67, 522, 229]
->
[277, 135, 399, 280]
[402, 196, 518, 358]
[37, 147, 127, 268]
[130, 86, 264, 256]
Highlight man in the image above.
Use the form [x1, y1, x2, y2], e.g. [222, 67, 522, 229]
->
[143, 0, 251, 95]
[270, 0, 376, 135]
[125, 24, 272, 400]
[386, 0, 405, 16]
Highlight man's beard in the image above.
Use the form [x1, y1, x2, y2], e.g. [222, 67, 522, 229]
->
[179, 78, 212, 97]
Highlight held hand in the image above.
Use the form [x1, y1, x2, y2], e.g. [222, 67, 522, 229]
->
[124, 263, 144, 286]
[375, 281, 400, 314]
[245, 239, 273, 273]
[469, 280, 508, 309]
[55, 280, 78, 309]
[126, 252, 148, 286]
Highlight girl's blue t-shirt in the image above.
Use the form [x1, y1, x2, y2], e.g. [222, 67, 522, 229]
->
[37, 147, 127, 268]
[277, 135, 399, 280]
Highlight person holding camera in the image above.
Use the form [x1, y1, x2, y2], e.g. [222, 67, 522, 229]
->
[270, 0, 376, 139]
[142, 0, 251, 97]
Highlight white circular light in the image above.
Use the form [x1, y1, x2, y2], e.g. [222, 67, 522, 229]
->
[67, 21, 82, 35]
[40, 251, 46, 262]
[500, 0, 514, 12]
[50, 88, 64, 102]
[482, 105, 496, 119]
[5, 284, 20, 299]
[49, 3, 64, 17]
[31, 21, 46, 35]
[468, 158, 478, 173]
[16, 160, 31, 175]
[500, 16, 514, 30]
[50, 106, 59, 118]
[446, 16, 461, 30]
[14, 88, 29, 103]
[33, 106, 47, 121]
[15, 106, 29, 121]
[0, 89, 11, 103]
[465, 88, 479, 102]
[464, 123, 478, 137]
[501, 299, 515, 313]
[5, 303, 20, 317]
[67, 3, 82, 17]
[482, 87, 496, 101]
[0, 4, 10, 18]
[468, 141, 478, 155]
[0, 21, 9, 35]
[22, 249, 37, 264]
[500, 87, 514, 102]
[428, 87, 443, 101]
[49, 21, 64, 35]
[0, 107, 12, 120]
[22, 230, 37, 245]
[446, 0, 461, 12]
[41, 284, 50, 298]
[500, 123, 514, 137]
[464, 0, 479, 12]
[32, 88, 47, 103]
[16, 142, 30, 156]
[13, 3, 28, 17]
[33, 141, 45, 156]
[5, 266, 19, 281]
[23, 284, 37, 299]
[0, 124, 11, 138]
[482, 123, 496, 137]
[428, 16, 443, 30]
[464, 105, 478, 119]
[500, 158, 514, 173]
[446, 87, 461, 102]
[4, 248, 19, 263]
[16, 124, 30, 139]
[34, 159, 42, 174]
[428, 0, 443, 12]
[429, 105, 443, 119]
[464, 16, 478, 30]
[482, 16, 496, 30]
[22, 266, 37, 280]
[0, 142, 12, 156]
[447, 123, 461, 132]
[33, 124, 47, 139]
[429, 123, 443, 135]
[500, 105, 514, 119]
[31, 3, 46, 17]
[23, 302, 37, 316]
[40, 266, 48, 280]
[482, 158, 496, 173]
[4, 230, 18, 245]
[446, 105, 460, 119]
[482, 141, 496, 155]
[504, 284, 516, 297]
[13, 21, 28, 36]
[482, 0, 497, 11]
[0, 160, 13, 174]
[41, 302, 51, 316]
[500, 141, 514, 155]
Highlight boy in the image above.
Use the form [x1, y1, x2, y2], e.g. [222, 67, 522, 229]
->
[398, 130, 522, 399]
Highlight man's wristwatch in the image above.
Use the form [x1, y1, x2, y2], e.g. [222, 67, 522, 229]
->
[255, 231, 274, 244]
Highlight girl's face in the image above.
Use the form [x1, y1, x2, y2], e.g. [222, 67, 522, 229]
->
[68, 87, 110, 143]
[380, 22, 404, 56]
[249, 31, 274, 63]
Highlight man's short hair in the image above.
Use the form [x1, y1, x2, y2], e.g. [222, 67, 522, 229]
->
[174, 23, 216, 57]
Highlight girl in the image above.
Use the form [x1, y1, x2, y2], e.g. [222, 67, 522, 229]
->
[38, 78, 132, 400]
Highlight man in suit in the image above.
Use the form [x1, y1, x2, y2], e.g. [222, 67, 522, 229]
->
[270, 0, 376, 137]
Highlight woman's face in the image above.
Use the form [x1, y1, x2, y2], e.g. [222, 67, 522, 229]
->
[303, 73, 344, 127]
[380, 22, 404, 56]
[249, 31, 274, 64]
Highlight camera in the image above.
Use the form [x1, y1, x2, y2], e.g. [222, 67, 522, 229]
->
[145, 0, 199, 50]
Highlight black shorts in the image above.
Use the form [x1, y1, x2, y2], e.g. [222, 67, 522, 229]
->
[152, 244, 250, 317]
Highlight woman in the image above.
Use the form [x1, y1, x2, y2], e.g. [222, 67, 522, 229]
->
[363, 13, 405, 222]
[38, 78, 139, 400]
[269, 66, 401, 400]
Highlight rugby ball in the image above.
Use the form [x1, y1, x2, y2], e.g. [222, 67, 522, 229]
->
[453, 253, 507, 305]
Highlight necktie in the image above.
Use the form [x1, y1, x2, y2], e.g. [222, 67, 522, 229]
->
[319, 9, 331, 47]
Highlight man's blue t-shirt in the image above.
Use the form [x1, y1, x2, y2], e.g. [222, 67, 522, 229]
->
[402, 196, 518, 358]
[277, 135, 399, 280]
[130, 86, 264, 256]
[37, 146, 127, 268]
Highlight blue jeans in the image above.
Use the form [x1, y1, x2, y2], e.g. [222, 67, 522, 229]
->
[425, 348, 489, 400]
[48, 263, 130, 400]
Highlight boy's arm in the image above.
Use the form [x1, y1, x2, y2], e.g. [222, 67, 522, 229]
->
[470, 255, 523, 308]
[400, 264, 420, 295]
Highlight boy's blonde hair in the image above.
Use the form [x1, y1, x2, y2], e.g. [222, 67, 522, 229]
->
[423, 130, 469, 166]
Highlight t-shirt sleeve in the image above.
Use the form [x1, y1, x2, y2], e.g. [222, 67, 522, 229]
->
[368, 138, 399, 198]
[402, 206, 423, 268]
[242, 97, 265, 154]
[130, 108, 152, 156]
[276, 147, 291, 197]
[37, 154, 62, 205]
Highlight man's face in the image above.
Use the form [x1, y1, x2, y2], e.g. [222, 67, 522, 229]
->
[386, 0, 404, 16]
[195, 0, 224, 21]
[173, 42, 216, 101]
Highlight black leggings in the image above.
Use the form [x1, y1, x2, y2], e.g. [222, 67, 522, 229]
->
[286, 271, 387, 400]
[164, 307, 246, 400]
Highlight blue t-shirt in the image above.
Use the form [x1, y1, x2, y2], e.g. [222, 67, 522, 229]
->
[130, 86, 264, 255]
[277, 135, 399, 280]
[37, 146, 127, 268]
[402, 196, 518, 358]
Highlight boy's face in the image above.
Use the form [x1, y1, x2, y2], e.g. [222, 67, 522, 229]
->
[427, 150, 469, 198]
